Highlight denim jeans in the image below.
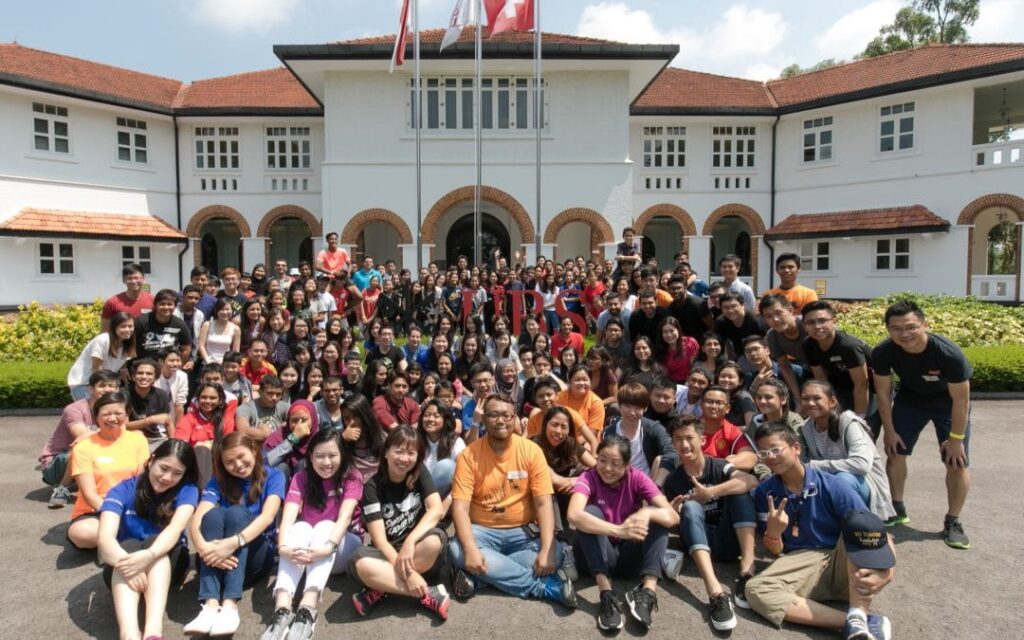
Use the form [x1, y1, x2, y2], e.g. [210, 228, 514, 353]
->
[198, 504, 274, 601]
[575, 505, 667, 580]
[449, 524, 566, 599]
[834, 471, 871, 505]
[429, 458, 457, 498]
[679, 493, 756, 560]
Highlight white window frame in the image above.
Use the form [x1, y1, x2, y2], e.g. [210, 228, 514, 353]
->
[879, 102, 915, 153]
[122, 244, 152, 275]
[194, 126, 240, 170]
[873, 237, 912, 271]
[409, 76, 548, 133]
[265, 126, 311, 170]
[32, 102, 70, 154]
[642, 126, 686, 169]
[38, 241, 75, 276]
[802, 116, 833, 163]
[712, 125, 756, 169]
[115, 116, 148, 164]
[799, 241, 831, 272]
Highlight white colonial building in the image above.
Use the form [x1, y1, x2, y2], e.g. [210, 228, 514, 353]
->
[0, 33, 1021, 307]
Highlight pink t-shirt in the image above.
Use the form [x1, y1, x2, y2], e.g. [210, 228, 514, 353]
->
[317, 248, 349, 275]
[39, 398, 94, 466]
[572, 467, 662, 527]
[286, 468, 364, 528]
[662, 336, 701, 384]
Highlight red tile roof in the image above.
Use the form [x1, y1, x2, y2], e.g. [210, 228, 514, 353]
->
[765, 206, 950, 239]
[0, 43, 183, 111]
[632, 67, 775, 112]
[766, 44, 1024, 108]
[337, 28, 620, 47]
[0, 208, 186, 241]
[174, 68, 319, 111]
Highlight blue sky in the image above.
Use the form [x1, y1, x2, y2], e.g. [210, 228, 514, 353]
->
[3, 1, 1021, 82]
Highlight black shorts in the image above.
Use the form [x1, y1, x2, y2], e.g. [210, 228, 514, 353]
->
[347, 527, 448, 588]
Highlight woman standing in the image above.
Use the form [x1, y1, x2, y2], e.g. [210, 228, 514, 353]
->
[67, 312, 136, 399]
[198, 299, 241, 366]
[655, 317, 700, 385]
[238, 300, 265, 353]
[536, 272, 561, 334]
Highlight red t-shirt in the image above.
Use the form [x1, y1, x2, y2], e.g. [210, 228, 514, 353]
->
[582, 282, 606, 318]
[551, 331, 585, 358]
[318, 248, 350, 275]
[241, 360, 277, 386]
[701, 419, 751, 459]
[101, 291, 154, 320]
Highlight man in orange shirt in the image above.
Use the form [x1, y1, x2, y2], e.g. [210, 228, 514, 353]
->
[448, 394, 578, 607]
[760, 253, 818, 314]
[315, 232, 350, 279]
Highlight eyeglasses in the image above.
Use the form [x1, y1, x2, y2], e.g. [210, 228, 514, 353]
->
[756, 446, 787, 459]
[804, 317, 833, 327]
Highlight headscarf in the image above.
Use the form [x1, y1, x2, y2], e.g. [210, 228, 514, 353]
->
[263, 399, 321, 469]
[494, 358, 522, 409]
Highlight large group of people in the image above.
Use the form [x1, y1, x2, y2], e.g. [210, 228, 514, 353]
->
[38, 227, 975, 639]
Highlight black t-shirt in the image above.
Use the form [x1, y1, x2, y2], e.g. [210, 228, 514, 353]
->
[871, 334, 971, 408]
[644, 407, 677, 429]
[135, 313, 192, 359]
[366, 345, 406, 372]
[217, 291, 248, 317]
[668, 294, 710, 339]
[663, 457, 738, 526]
[127, 386, 172, 440]
[628, 307, 668, 342]
[714, 313, 766, 360]
[361, 472, 437, 545]
[725, 390, 757, 426]
[803, 331, 873, 393]
[699, 299, 722, 321]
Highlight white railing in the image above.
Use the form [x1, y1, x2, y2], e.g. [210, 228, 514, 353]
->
[973, 140, 1024, 168]
[971, 274, 1016, 301]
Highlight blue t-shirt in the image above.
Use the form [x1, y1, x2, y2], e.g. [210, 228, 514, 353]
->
[461, 398, 478, 435]
[201, 467, 287, 545]
[403, 344, 428, 364]
[753, 465, 865, 552]
[100, 475, 200, 544]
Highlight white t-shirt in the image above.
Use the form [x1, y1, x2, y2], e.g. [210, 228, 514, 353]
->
[156, 370, 189, 408]
[423, 436, 466, 471]
[67, 333, 128, 386]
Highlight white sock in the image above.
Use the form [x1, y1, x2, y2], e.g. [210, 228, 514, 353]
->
[847, 607, 867, 620]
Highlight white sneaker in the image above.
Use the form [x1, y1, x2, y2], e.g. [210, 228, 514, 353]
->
[183, 604, 220, 636]
[661, 549, 685, 580]
[210, 605, 241, 636]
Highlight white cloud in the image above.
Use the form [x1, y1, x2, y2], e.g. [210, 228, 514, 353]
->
[707, 5, 787, 59]
[744, 62, 785, 81]
[186, 0, 300, 34]
[814, 0, 901, 59]
[971, 0, 1024, 42]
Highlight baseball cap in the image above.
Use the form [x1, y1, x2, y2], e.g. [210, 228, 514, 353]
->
[842, 509, 895, 570]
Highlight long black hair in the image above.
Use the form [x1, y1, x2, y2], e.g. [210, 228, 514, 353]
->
[341, 393, 385, 457]
[802, 379, 842, 442]
[417, 398, 459, 460]
[193, 382, 228, 443]
[135, 439, 199, 527]
[534, 406, 580, 473]
[301, 429, 350, 511]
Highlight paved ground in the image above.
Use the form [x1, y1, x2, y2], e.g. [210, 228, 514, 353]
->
[4, 401, 1020, 639]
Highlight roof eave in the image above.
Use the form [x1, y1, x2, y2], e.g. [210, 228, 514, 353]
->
[765, 223, 950, 240]
[273, 42, 679, 62]
[173, 106, 322, 117]
[631, 105, 777, 116]
[0, 72, 175, 115]
[0, 229, 187, 243]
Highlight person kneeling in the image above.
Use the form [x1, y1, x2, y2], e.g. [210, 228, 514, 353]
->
[664, 415, 758, 632]
[746, 423, 895, 640]
[348, 426, 450, 621]
[567, 435, 678, 632]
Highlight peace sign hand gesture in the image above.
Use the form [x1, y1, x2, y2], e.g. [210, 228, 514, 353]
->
[765, 495, 789, 539]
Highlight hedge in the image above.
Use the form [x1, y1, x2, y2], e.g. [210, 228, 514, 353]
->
[0, 361, 73, 409]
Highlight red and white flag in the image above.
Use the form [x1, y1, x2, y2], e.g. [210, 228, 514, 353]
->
[440, 0, 469, 51]
[484, 0, 534, 36]
[390, 0, 412, 72]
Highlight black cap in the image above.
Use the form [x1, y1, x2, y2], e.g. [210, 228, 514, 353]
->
[842, 509, 895, 570]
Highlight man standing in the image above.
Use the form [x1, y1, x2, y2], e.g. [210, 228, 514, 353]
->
[352, 255, 383, 292]
[315, 231, 350, 278]
[218, 268, 248, 317]
[628, 291, 668, 343]
[448, 394, 578, 607]
[101, 263, 154, 330]
[714, 292, 765, 367]
[761, 253, 818, 314]
[718, 255, 755, 314]
[872, 300, 972, 548]
[801, 301, 874, 426]
[667, 274, 712, 338]
[135, 289, 193, 367]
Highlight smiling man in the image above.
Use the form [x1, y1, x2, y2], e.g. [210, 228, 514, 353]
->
[761, 253, 818, 314]
[101, 263, 154, 331]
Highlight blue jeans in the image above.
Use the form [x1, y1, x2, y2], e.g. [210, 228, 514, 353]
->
[429, 458, 456, 498]
[449, 524, 566, 599]
[543, 309, 559, 335]
[198, 504, 274, 601]
[834, 471, 872, 505]
[679, 494, 756, 560]
[575, 505, 666, 580]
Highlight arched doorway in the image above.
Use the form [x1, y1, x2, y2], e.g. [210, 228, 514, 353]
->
[709, 216, 753, 276]
[963, 200, 1023, 300]
[643, 216, 684, 266]
[544, 208, 615, 263]
[341, 209, 413, 267]
[445, 213, 510, 269]
[269, 217, 313, 267]
[197, 219, 243, 272]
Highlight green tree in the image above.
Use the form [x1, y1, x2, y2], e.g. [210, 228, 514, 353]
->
[779, 58, 844, 78]
[861, 0, 980, 58]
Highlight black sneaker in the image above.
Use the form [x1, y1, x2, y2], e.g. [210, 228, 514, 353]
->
[597, 589, 623, 632]
[733, 573, 753, 609]
[624, 585, 658, 629]
[285, 606, 316, 640]
[451, 568, 476, 600]
[260, 607, 293, 640]
[943, 519, 971, 549]
[559, 546, 579, 582]
[884, 509, 909, 527]
[709, 592, 737, 631]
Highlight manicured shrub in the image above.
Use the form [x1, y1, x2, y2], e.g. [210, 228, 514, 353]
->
[962, 345, 1024, 392]
[0, 301, 102, 362]
[0, 361, 73, 409]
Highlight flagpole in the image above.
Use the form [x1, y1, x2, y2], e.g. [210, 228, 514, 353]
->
[534, 0, 542, 261]
[473, 0, 483, 267]
[413, 0, 422, 273]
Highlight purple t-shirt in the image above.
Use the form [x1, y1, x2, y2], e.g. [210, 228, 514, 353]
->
[286, 468, 364, 531]
[572, 467, 662, 527]
[39, 398, 94, 466]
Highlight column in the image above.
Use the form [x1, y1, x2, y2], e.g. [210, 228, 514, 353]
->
[600, 242, 618, 262]
[689, 235, 712, 281]
[420, 244, 435, 269]
[243, 237, 268, 272]
[399, 244, 417, 271]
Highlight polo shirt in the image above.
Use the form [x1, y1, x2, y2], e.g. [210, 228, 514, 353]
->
[701, 419, 751, 459]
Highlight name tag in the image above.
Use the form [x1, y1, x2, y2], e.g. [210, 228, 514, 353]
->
[921, 375, 940, 382]
[507, 470, 528, 480]
[829, 356, 842, 362]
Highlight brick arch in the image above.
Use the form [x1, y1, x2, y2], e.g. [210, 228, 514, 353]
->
[543, 207, 615, 244]
[957, 193, 1024, 225]
[702, 203, 766, 236]
[340, 208, 413, 245]
[186, 204, 251, 238]
[257, 204, 322, 238]
[423, 185, 535, 243]
[634, 203, 697, 237]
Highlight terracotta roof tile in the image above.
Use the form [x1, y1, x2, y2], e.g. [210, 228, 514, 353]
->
[174, 68, 319, 111]
[337, 28, 620, 47]
[0, 208, 186, 241]
[0, 43, 183, 111]
[766, 44, 1024, 109]
[765, 206, 950, 239]
[632, 67, 775, 113]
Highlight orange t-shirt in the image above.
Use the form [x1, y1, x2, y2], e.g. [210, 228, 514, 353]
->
[556, 389, 605, 438]
[655, 289, 674, 308]
[451, 434, 553, 529]
[526, 405, 585, 439]
[317, 248, 350, 275]
[761, 285, 818, 314]
[69, 430, 150, 519]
